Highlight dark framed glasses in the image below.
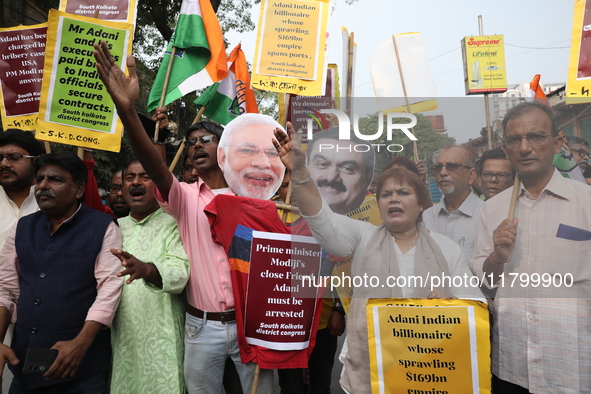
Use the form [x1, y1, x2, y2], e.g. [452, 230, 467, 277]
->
[186, 135, 217, 148]
[430, 162, 472, 173]
[571, 147, 590, 158]
[481, 171, 512, 182]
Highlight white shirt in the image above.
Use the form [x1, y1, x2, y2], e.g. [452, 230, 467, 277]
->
[0, 185, 38, 249]
[422, 191, 484, 262]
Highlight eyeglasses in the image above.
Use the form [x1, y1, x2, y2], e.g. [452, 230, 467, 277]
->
[430, 162, 472, 173]
[504, 132, 549, 148]
[231, 146, 280, 159]
[182, 164, 195, 172]
[0, 153, 35, 162]
[571, 147, 590, 158]
[481, 171, 512, 182]
[186, 135, 217, 148]
[108, 184, 122, 194]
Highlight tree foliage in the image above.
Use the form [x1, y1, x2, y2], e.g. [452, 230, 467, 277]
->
[355, 112, 456, 171]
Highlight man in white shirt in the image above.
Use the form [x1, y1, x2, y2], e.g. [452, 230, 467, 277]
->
[423, 145, 484, 261]
[0, 129, 44, 249]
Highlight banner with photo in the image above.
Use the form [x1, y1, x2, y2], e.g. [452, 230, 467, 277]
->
[37, 9, 133, 152]
[367, 298, 491, 394]
[0, 23, 47, 130]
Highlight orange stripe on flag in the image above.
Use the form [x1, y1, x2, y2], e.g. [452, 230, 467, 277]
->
[200, 0, 227, 82]
[229, 258, 250, 274]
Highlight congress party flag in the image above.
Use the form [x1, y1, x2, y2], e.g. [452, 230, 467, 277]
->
[194, 43, 258, 125]
[528, 74, 549, 105]
[370, 33, 437, 113]
[147, 0, 227, 112]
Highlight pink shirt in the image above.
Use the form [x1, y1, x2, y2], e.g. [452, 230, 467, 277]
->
[156, 177, 235, 312]
[0, 214, 123, 327]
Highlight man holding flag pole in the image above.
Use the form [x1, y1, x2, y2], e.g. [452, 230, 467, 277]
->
[93, 0, 272, 391]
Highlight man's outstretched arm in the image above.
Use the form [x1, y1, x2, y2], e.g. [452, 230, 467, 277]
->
[93, 40, 174, 200]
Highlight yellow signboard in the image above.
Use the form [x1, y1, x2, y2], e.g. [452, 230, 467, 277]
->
[37, 10, 133, 152]
[367, 298, 491, 394]
[461, 35, 507, 95]
[252, 0, 330, 96]
[567, 0, 591, 104]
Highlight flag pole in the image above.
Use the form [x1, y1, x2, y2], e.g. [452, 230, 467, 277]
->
[391, 35, 419, 161]
[43, 141, 51, 153]
[250, 364, 261, 394]
[507, 174, 520, 220]
[346, 32, 354, 115]
[479, 15, 493, 150]
[280, 95, 293, 223]
[168, 105, 207, 172]
[155, 47, 177, 143]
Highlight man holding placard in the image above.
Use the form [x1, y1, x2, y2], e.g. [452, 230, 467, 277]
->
[472, 101, 591, 393]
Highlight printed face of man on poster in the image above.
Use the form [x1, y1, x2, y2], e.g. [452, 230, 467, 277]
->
[218, 114, 286, 200]
[306, 127, 375, 215]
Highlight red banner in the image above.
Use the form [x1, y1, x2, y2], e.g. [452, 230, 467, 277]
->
[245, 232, 322, 350]
[0, 24, 47, 130]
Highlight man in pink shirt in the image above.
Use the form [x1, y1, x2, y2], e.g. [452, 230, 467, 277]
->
[95, 42, 273, 393]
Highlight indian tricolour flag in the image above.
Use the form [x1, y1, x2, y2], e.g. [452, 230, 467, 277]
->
[194, 43, 258, 125]
[147, 0, 227, 112]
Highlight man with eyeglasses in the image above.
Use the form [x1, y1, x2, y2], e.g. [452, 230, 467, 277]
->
[218, 113, 286, 200]
[423, 145, 484, 261]
[105, 170, 130, 218]
[566, 136, 591, 186]
[471, 101, 591, 393]
[477, 148, 515, 200]
[305, 126, 375, 215]
[93, 42, 276, 393]
[0, 129, 44, 250]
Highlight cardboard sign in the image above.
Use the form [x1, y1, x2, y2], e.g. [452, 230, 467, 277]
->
[0, 23, 47, 130]
[252, 0, 330, 95]
[37, 9, 133, 152]
[567, 0, 591, 104]
[244, 231, 322, 350]
[59, 0, 138, 25]
[279, 64, 338, 142]
[367, 298, 491, 394]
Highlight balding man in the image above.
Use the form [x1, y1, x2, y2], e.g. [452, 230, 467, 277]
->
[423, 145, 484, 261]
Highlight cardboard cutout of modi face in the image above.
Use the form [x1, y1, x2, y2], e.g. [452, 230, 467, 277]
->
[218, 114, 286, 200]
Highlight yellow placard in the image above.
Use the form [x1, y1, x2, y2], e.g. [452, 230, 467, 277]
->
[367, 298, 491, 394]
[461, 35, 507, 95]
[59, 0, 138, 26]
[567, 0, 591, 104]
[37, 10, 133, 152]
[252, 0, 330, 96]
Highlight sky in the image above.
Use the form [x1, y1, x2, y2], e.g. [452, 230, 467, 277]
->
[226, 1, 574, 143]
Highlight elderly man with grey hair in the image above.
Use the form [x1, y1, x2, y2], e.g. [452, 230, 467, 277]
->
[218, 113, 286, 200]
[422, 144, 484, 261]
